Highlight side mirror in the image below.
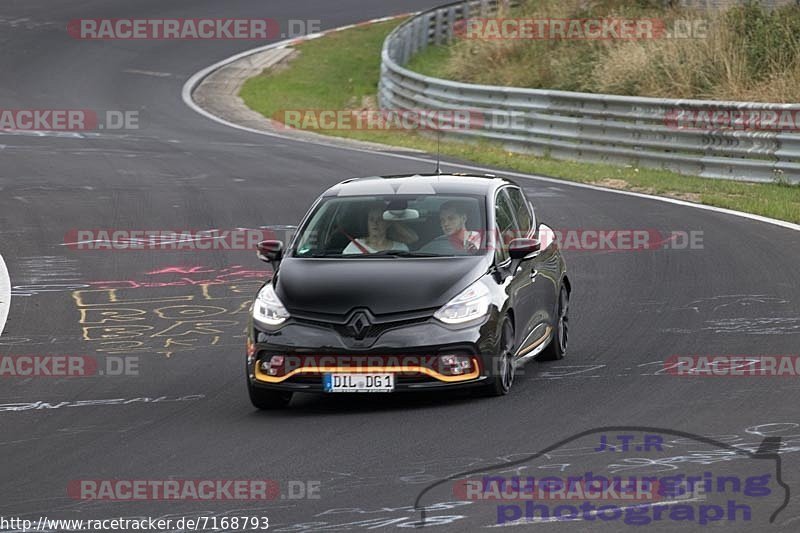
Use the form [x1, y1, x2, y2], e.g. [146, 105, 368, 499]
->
[509, 238, 541, 260]
[256, 240, 283, 266]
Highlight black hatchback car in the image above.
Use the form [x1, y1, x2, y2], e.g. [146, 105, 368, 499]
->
[246, 173, 571, 408]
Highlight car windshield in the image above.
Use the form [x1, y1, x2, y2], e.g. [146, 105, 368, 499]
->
[292, 194, 488, 258]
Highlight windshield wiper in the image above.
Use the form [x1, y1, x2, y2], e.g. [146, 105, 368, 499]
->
[300, 251, 442, 258]
[363, 250, 442, 258]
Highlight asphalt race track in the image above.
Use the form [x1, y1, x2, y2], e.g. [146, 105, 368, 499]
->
[1, 1, 799, 531]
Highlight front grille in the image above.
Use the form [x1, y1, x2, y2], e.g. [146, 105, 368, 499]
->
[292, 308, 434, 339]
[332, 317, 428, 339]
[290, 375, 323, 385]
[291, 307, 435, 324]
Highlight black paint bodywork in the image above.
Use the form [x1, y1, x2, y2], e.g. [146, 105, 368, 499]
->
[246, 174, 569, 394]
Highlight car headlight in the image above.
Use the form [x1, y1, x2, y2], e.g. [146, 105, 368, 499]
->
[434, 279, 491, 324]
[252, 284, 290, 325]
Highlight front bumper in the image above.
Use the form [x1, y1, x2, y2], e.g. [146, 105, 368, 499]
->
[246, 312, 499, 393]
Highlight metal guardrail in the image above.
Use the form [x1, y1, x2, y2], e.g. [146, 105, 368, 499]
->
[378, 0, 800, 183]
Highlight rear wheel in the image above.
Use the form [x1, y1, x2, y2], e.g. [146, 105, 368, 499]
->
[539, 286, 569, 361]
[485, 318, 515, 396]
[248, 379, 293, 409]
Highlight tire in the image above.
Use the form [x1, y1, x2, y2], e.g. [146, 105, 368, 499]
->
[248, 379, 293, 409]
[485, 318, 515, 396]
[539, 286, 569, 361]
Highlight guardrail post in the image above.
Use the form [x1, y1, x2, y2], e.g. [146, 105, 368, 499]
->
[419, 14, 430, 51]
[446, 6, 456, 43]
[401, 25, 412, 65]
[435, 9, 444, 45]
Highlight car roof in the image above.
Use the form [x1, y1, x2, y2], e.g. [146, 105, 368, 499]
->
[321, 173, 519, 197]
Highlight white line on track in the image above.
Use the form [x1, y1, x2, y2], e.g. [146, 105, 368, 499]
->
[0, 251, 10, 338]
[181, 20, 800, 234]
[123, 69, 173, 77]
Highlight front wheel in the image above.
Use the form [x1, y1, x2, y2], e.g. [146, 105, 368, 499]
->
[485, 318, 515, 396]
[248, 379, 293, 409]
[539, 286, 569, 361]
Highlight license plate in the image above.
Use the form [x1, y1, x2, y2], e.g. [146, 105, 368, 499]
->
[323, 373, 394, 393]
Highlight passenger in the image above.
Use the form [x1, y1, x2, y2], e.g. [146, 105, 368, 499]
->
[343, 205, 410, 254]
[439, 201, 481, 252]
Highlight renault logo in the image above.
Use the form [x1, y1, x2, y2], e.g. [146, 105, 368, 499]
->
[346, 312, 371, 339]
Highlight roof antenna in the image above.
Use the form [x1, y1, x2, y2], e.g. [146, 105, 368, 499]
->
[434, 129, 442, 175]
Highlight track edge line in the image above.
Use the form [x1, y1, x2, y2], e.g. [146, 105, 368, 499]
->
[0, 252, 10, 338]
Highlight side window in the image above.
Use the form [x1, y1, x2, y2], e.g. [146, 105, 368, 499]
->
[507, 187, 533, 237]
[494, 190, 518, 264]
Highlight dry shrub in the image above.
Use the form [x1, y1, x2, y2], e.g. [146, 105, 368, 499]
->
[435, 0, 800, 102]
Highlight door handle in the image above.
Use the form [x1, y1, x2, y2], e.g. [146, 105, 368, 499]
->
[530, 269, 539, 280]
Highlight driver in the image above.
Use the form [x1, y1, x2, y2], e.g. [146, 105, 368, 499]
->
[342, 204, 410, 254]
[439, 201, 481, 252]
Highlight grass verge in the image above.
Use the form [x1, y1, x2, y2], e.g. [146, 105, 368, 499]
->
[239, 19, 800, 224]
